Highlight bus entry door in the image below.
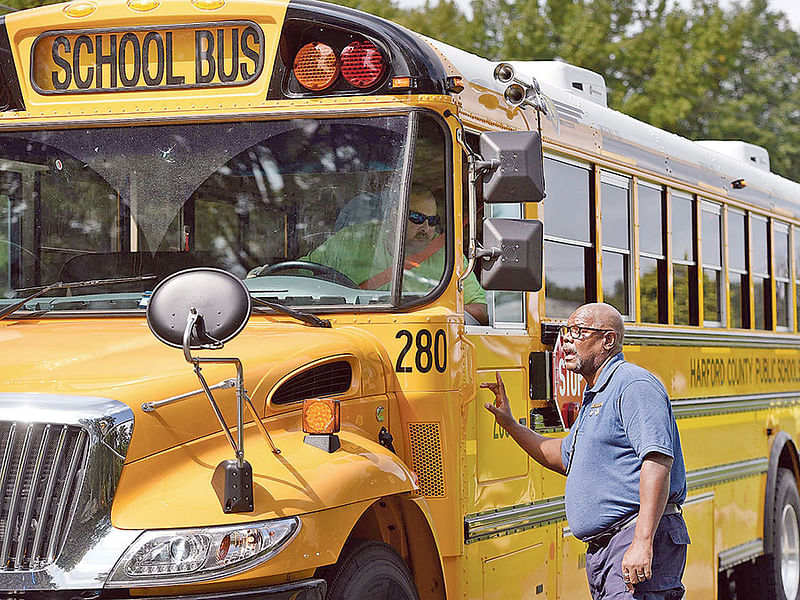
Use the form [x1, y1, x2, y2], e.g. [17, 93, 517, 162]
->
[476, 368, 529, 484]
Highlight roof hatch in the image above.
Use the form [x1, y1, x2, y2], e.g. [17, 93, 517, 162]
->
[510, 61, 607, 107]
[695, 140, 771, 172]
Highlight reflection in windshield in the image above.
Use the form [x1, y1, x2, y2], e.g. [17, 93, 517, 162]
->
[0, 114, 448, 312]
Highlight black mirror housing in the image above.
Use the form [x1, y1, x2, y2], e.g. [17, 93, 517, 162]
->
[479, 131, 545, 203]
[146, 267, 251, 349]
[480, 218, 543, 291]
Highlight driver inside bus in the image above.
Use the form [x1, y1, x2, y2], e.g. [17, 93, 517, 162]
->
[302, 186, 488, 325]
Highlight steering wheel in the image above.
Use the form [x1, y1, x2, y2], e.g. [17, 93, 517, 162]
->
[259, 261, 359, 289]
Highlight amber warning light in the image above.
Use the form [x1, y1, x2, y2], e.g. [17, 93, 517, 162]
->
[293, 42, 339, 91]
[293, 39, 386, 92]
[302, 398, 341, 453]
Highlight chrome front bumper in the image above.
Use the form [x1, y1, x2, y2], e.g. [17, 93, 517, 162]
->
[154, 580, 327, 600]
[0, 580, 327, 600]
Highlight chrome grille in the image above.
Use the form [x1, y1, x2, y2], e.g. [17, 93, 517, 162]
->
[0, 422, 88, 571]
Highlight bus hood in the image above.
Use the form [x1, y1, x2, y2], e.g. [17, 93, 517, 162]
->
[0, 317, 393, 463]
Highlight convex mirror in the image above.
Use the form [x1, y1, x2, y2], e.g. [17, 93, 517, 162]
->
[480, 131, 545, 203]
[480, 218, 543, 291]
[147, 268, 251, 349]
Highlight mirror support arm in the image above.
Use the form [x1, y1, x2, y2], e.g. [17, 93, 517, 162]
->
[459, 156, 499, 291]
[181, 310, 281, 467]
[447, 109, 503, 292]
[193, 361, 241, 461]
[459, 151, 478, 292]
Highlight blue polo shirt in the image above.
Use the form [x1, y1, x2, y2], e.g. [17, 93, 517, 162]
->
[560, 352, 687, 540]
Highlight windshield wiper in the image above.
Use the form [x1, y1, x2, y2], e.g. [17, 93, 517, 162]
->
[0, 275, 158, 321]
[2, 275, 332, 328]
[251, 296, 331, 328]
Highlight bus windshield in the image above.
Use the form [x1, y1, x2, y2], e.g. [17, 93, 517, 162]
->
[0, 113, 449, 314]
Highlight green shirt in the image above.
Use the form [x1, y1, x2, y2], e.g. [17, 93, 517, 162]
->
[304, 222, 486, 305]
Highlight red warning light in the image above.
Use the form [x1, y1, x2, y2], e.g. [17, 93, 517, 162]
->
[340, 41, 386, 89]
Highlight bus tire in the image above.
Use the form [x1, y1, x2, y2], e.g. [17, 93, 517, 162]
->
[767, 468, 800, 600]
[325, 539, 419, 600]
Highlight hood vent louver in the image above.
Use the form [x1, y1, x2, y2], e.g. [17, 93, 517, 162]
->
[271, 361, 352, 405]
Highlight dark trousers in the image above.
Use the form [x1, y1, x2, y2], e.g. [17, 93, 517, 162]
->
[585, 513, 690, 600]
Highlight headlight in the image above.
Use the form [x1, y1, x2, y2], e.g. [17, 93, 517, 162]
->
[106, 517, 299, 587]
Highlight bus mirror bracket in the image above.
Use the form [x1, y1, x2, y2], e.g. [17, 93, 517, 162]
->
[479, 218, 543, 291]
[146, 268, 279, 514]
[479, 131, 545, 204]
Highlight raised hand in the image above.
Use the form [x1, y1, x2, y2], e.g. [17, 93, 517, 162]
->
[480, 372, 516, 432]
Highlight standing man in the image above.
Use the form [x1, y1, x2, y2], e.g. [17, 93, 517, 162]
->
[482, 303, 689, 599]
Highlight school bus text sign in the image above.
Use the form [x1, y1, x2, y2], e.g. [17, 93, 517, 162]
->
[31, 22, 265, 94]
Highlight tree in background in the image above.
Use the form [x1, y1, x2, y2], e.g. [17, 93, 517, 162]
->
[706, 0, 800, 178]
[331, 0, 799, 181]
[1, 0, 797, 179]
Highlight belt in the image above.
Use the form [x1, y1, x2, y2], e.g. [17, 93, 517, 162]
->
[585, 503, 682, 551]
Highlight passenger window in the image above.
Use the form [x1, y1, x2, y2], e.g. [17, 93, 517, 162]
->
[671, 192, 697, 326]
[545, 158, 591, 243]
[774, 222, 791, 330]
[701, 201, 723, 326]
[544, 157, 593, 318]
[600, 172, 631, 318]
[728, 209, 749, 328]
[638, 182, 666, 323]
[487, 203, 525, 328]
[795, 226, 800, 333]
[751, 214, 770, 330]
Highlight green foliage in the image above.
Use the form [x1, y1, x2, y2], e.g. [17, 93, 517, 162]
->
[0, 0, 60, 11]
[7, 0, 799, 180]
[326, 0, 800, 182]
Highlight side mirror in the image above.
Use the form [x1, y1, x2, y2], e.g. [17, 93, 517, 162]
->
[479, 131, 545, 203]
[480, 218, 543, 291]
[146, 268, 260, 514]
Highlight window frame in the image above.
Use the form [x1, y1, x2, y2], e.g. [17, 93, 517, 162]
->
[599, 170, 633, 320]
[750, 213, 770, 330]
[794, 225, 800, 333]
[726, 207, 749, 329]
[670, 189, 698, 326]
[636, 180, 667, 324]
[700, 200, 724, 327]
[486, 202, 527, 330]
[542, 153, 595, 319]
[773, 220, 791, 331]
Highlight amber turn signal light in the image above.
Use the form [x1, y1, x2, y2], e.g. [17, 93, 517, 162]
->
[294, 42, 339, 91]
[302, 398, 340, 434]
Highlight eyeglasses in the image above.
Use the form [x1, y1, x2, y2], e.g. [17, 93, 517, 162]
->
[559, 325, 613, 340]
[408, 211, 440, 226]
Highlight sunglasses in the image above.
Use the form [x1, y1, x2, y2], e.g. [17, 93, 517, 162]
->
[408, 211, 440, 226]
[559, 325, 613, 340]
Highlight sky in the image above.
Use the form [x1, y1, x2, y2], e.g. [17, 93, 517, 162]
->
[768, 0, 800, 30]
[396, 0, 800, 31]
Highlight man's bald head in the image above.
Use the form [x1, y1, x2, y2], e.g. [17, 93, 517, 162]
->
[569, 303, 625, 351]
[562, 303, 625, 384]
[574, 302, 625, 350]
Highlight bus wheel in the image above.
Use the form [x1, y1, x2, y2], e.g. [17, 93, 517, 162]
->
[325, 539, 419, 600]
[768, 468, 800, 600]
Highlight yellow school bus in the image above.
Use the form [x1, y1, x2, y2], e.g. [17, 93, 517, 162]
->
[0, 0, 799, 599]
